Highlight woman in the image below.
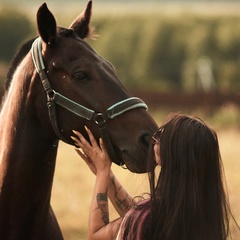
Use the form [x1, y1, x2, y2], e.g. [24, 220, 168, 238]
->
[71, 113, 239, 240]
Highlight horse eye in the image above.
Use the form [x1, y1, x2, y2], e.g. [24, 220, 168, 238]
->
[73, 71, 87, 81]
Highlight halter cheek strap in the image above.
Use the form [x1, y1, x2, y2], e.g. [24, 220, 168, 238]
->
[31, 37, 148, 166]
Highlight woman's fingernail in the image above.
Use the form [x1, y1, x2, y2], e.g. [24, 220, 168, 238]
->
[72, 130, 78, 135]
[99, 138, 103, 145]
[71, 136, 77, 141]
[84, 125, 88, 131]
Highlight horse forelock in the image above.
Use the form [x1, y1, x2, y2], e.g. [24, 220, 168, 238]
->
[57, 26, 96, 40]
[58, 27, 75, 38]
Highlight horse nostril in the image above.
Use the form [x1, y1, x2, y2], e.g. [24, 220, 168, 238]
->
[140, 133, 152, 148]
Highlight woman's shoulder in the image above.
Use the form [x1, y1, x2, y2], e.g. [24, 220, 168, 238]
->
[116, 197, 152, 239]
[133, 194, 151, 207]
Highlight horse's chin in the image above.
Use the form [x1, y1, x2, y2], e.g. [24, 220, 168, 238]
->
[120, 151, 147, 173]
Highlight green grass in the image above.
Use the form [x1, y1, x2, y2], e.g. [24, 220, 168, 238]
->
[51, 120, 240, 239]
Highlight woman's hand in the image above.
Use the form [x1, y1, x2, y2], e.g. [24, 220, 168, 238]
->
[71, 126, 112, 175]
[75, 147, 98, 175]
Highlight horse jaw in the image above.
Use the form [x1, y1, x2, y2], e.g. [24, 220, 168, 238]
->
[69, 0, 96, 39]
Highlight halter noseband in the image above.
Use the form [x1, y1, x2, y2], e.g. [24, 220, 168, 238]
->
[31, 37, 148, 166]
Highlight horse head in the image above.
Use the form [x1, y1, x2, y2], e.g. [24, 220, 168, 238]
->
[34, 0, 158, 173]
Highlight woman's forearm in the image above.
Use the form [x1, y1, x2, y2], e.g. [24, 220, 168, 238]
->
[88, 170, 122, 240]
[88, 171, 110, 239]
[108, 171, 135, 217]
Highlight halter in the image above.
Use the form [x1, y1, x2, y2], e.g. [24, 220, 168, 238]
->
[31, 37, 148, 166]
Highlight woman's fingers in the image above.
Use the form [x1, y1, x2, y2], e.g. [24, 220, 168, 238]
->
[71, 131, 85, 148]
[72, 129, 92, 151]
[75, 148, 97, 175]
[99, 138, 105, 151]
[75, 147, 88, 160]
[72, 127, 98, 148]
[99, 138, 112, 163]
[75, 148, 92, 165]
[84, 126, 98, 147]
[72, 128, 112, 172]
[71, 128, 101, 158]
[71, 135, 82, 147]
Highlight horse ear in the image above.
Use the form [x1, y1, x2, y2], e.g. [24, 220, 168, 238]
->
[69, 0, 95, 39]
[37, 3, 57, 45]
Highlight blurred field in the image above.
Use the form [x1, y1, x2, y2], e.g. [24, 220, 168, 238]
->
[51, 114, 240, 240]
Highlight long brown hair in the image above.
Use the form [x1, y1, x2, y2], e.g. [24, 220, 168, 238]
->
[118, 113, 238, 240]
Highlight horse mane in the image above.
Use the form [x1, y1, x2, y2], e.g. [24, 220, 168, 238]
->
[5, 38, 36, 91]
[0, 38, 36, 185]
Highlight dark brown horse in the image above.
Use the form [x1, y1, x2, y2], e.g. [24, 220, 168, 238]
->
[0, 1, 157, 239]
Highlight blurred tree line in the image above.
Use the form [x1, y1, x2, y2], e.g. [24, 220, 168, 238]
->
[1, 6, 240, 94]
[90, 15, 240, 93]
[0, 8, 33, 62]
[0, 7, 33, 89]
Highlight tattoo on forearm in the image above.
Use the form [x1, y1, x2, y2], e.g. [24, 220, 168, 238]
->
[96, 189, 109, 225]
[111, 175, 131, 211]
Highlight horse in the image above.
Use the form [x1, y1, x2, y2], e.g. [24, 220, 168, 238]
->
[0, 1, 157, 239]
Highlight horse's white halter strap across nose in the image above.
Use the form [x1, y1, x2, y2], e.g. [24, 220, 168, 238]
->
[31, 37, 148, 166]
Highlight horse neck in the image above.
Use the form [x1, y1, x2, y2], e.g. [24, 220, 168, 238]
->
[0, 55, 58, 217]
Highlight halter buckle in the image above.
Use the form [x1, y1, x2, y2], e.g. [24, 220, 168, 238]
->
[94, 113, 106, 125]
[47, 89, 55, 102]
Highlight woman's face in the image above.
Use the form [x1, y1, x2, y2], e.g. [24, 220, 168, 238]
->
[154, 143, 161, 165]
[152, 128, 163, 166]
